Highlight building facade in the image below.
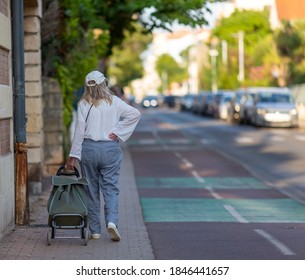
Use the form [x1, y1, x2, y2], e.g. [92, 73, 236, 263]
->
[0, 0, 45, 240]
[0, 0, 14, 239]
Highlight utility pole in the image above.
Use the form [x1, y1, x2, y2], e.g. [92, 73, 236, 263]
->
[12, 0, 29, 225]
[237, 31, 244, 82]
[209, 49, 219, 94]
[161, 71, 168, 94]
[221, 40, 228, 66]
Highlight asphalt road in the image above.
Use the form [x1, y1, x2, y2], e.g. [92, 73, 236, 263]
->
[128, 107, 305, 260]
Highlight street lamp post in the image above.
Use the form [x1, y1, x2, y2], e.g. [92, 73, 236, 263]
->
[209, 49, 219, 93]
[161, 71, 168, 94]
[222, 40, 228, 66]
[237, 31, 244, 82]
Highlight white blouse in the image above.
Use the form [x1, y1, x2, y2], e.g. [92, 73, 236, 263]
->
[69, 95, 141, 160]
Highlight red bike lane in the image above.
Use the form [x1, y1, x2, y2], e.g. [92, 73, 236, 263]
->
[128, 127, 305, 260]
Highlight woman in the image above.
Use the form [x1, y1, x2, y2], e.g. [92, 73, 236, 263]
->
[65, 70, 141, 242]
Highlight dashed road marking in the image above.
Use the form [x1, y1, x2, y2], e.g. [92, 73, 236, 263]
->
[138, 139, 157, 145]
[191, 170, 205, 183]
[169, 139, 190, 144]
[181, 158, 193, 168]
[223, 204, 249, 223]
[235, 137, 254, 144]
[206, 186, 222, 199]
[254, 229, 295, 256]
[174, 152, 182, 159]
[201, 139, 212, 144]
[270, 136, 284, 142]
[295, 135, 305, 142]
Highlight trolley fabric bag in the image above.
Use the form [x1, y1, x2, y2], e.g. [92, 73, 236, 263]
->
[47, 175, 89, 227]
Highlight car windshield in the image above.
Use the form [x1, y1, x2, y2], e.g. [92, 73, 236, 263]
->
[224, 96, 233, 102]
[257, 92, 293, 103]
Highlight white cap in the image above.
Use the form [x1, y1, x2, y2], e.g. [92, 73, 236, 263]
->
[85, 70, 106, 86]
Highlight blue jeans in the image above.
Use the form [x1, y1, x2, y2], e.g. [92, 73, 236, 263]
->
[81, 139, 122, 234]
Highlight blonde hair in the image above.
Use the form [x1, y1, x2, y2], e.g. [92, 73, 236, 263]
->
[82, 81, 113, 107]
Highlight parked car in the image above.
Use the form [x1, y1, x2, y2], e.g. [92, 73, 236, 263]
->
[205, 92, 222, 117]
[162, 95, 178, 108]
[191, 93, 205, 114]
[239, 89, 257, 124]
[211, 90, 234, 119]
[141, 95, 159, 108]
[249, 87, 298, 127]
[180, 93, 196, 111]
[229, 89, 256, 124]
[218, 91, 235, 121]
[199, 91, 213, 116]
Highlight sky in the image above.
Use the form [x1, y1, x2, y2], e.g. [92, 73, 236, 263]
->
[142, 1, 233, 33]
[165, 1, 234, 31]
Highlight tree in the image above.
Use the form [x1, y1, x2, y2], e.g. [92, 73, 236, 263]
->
[250, 34, 283, 87]
[275, 20, 305, 85]
[212, 9, 271, 53]
[155, 54, 188, 92]
[210, 9, 272, 88]
[42, 0, 109, 127]
[41, 0, 223, 155]
[108, 24, 152, 88]
[92, 0, 221, 57]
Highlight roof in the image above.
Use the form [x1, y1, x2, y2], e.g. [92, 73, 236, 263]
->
[276, 0, 305, 20]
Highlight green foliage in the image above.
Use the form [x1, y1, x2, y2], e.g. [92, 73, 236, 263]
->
[275, 20, 305, 85]
[208, 9, 272, 89]
[42, 0, 110, 128]
[42, 0, 222, 110]
[212, 9, 271, 49]
[155, 54, 188, 91]
[91, 0, 221, 55]
[251, 35, 274, 66]
[108, 24, 152, 88]
[142, 0, 211, 31]
[42, 0, 224, 131]
[276, 21, 303, 57]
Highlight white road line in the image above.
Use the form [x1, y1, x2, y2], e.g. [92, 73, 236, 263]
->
[174, 152, 193, 168]
[191, 170, 205, 183]
[138, 139, 156, 145]
[169, 139, 189, 144]
[206, 187, 222, 199]
[295, 135, 305, 142]
[235, 137, 253, 144]
[174, 152, 182, 159]
[201, 139, 212, 144]
[270, 136, 284, 142]
[223, 204, 249, 223]
[254, 229, 295, 256]
[181, 158, 193, 168]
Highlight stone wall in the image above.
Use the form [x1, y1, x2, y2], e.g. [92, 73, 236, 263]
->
[24, 3, 43, 195]
[42, 78, 64, 179]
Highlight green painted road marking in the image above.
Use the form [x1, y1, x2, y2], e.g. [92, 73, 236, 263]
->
[229, 199, 305, 223]
[141, 198, 235, 222]
[137, 177, 268, 189]
[128, 139, 192, 145]
[140, 198, 305, 223]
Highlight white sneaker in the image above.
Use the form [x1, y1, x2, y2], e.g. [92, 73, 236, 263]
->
[91, 233, 101, 239]
[107, 222, 121, 242]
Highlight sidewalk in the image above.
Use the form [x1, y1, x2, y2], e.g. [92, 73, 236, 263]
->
[0, 142, 154, 260]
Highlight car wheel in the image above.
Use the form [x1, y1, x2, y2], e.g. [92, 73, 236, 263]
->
[252, 114, 259, 127]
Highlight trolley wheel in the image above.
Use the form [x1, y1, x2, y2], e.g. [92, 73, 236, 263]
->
[84, 229, 89, 246]
[47, 230, 51, 246]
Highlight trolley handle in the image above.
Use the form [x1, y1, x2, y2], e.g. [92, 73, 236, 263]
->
[56, 165, 80, 177]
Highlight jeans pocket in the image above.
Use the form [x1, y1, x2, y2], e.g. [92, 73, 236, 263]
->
[105, 147, 122, 165]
